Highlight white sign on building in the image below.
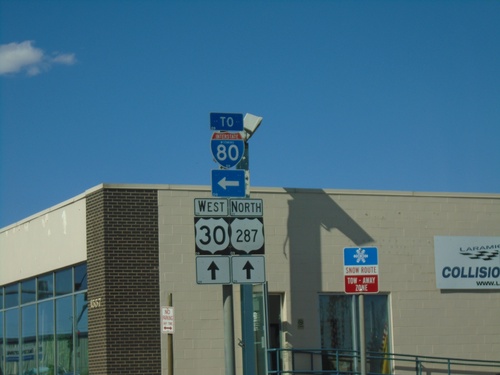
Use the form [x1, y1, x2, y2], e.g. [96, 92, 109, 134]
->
[434, 236, 500, 289]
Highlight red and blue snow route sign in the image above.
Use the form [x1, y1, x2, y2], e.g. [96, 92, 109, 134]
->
[343, 247, 379, 294]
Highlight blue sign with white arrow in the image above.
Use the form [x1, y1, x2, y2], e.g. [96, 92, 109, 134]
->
[212, 169, 246, 197]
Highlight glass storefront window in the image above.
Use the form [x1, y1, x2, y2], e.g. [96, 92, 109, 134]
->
[319, 294, 390, 374]
[75, 293, 89, 375]
[38, 300, 55, 374]
[22, 279, 37, 305]
[55, 269, 72, 296]
[74, 264, 87, 292]
[1, 265, 87, 375]
[0, 311, 4, 375]
[56, 296, 73, 374]
[5, 284, 19, 308]
[5, 309, 19, 375]
[22, 305, 36, 374]
[38, 274, 54, 301]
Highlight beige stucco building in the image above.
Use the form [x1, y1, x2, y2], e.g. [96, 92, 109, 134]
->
[1, 184, 499, 375]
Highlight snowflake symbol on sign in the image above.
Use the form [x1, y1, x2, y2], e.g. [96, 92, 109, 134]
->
[354, 248, 368, 263]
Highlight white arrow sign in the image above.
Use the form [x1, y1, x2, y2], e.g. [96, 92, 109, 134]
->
[232, 256, 266, 284]
[218, 177, 240, 189]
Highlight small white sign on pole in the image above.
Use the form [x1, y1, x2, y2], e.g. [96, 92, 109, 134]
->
[161, 306, 174, 334]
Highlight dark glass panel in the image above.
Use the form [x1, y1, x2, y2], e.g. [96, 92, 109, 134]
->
[0, 311, 4, 375]
[22, 305, 36, 373]
[75, 293, 89, 375]
[74, 264, 87, 291]
[55, 268, 73, 296]
[37, 274, 54, 300]
[21, 279, 37, 304]
[5, 309, 19, 375]
[5, 284, 19, 308]
[0, 287, 3, 309]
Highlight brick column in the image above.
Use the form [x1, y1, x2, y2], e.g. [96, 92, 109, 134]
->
[87, 188, 160, 375]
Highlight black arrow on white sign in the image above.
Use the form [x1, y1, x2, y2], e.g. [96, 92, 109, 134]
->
[208, 261, 219, 280]
[242, 261, 254, 279]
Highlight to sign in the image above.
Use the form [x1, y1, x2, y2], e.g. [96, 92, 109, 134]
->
[210, 112, 244, 131]
[343, 247, 379, 294]
[211, 132, 244, 168]
[194, 217, 265, 255]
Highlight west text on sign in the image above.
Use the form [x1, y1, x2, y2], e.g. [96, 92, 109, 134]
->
[194, 198, 228, 216]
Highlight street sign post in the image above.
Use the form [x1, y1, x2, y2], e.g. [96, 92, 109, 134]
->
[210, 112, 244, 131]
[343, 247, 379, 294]
[211, 169, 246, 198]
[211, 132, 245, 168]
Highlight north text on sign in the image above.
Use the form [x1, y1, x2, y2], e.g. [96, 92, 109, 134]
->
[230, 199, 263, 217]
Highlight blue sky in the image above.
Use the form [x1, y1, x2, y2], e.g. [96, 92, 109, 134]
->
[1, 0, 499, 227]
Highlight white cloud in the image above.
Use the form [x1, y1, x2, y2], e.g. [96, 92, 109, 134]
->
[0, 41, 76, 76]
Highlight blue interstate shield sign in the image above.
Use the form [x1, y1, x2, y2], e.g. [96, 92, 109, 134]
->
[211, 132, 245, 168]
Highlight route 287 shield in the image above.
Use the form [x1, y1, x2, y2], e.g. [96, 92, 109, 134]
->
[211, 132, 244, 168]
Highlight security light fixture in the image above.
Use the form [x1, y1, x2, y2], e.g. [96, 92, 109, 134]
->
[243, 113, 263, 140]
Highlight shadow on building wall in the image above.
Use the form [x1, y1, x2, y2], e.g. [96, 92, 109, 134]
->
[283, 188, 374, 349]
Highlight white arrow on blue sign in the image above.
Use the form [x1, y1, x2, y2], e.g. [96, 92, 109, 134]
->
[211, 132, 245, 168]
[210, 112, 244, 131]
[212, 169, 246, 197]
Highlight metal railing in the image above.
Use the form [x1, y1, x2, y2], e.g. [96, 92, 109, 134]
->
[267, 348, 500, 375]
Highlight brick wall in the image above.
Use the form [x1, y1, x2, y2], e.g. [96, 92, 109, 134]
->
[87, 188, 160, 375]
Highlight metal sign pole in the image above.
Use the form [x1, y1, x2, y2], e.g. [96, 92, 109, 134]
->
[359, 294, 367, 375]
[223, 284, 236, 375]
